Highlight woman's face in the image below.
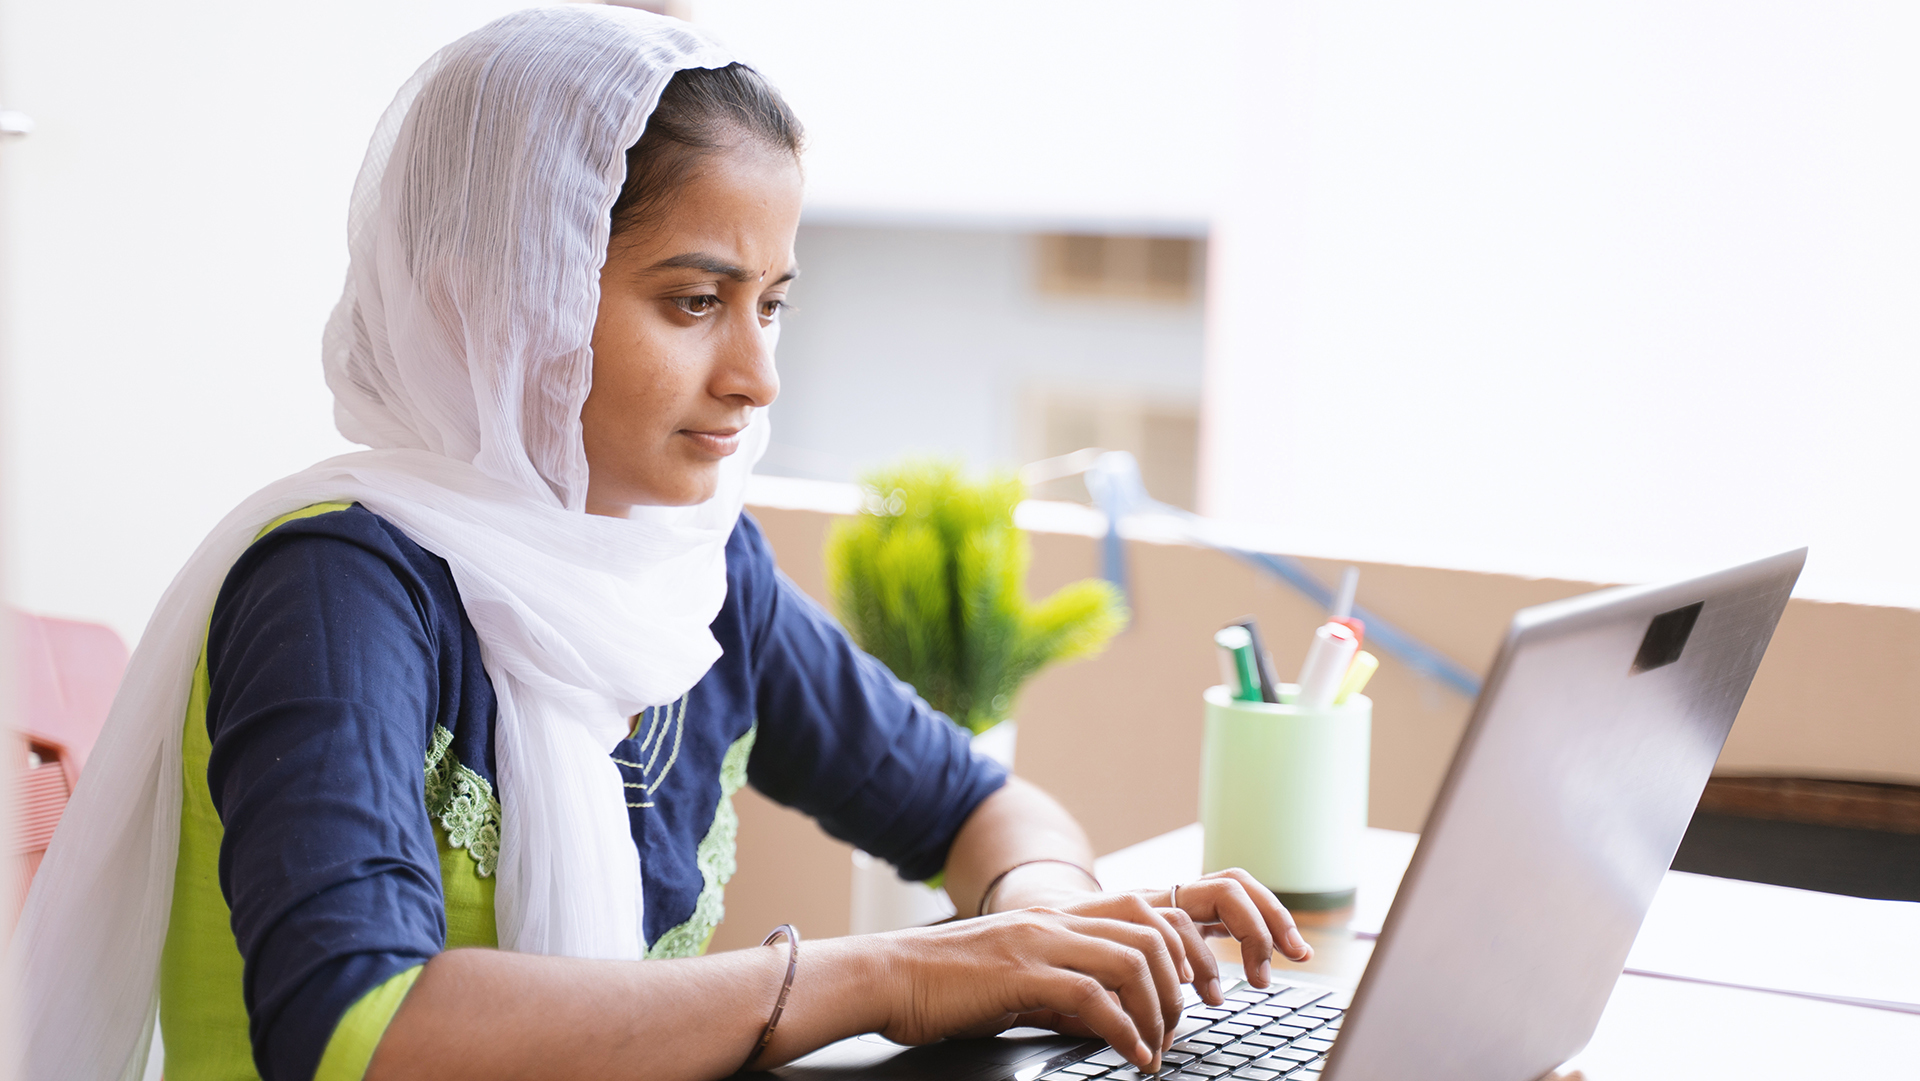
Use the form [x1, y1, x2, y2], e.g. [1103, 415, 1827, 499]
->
[581, 140, 802, 515]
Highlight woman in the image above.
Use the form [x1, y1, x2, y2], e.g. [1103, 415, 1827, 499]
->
[11, 8, 1310, 1081]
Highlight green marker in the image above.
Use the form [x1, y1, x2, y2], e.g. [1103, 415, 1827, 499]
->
[1214, 626, 1264, 703]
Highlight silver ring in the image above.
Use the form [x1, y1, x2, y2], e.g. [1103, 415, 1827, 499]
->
[1170, 883, 1180, 910]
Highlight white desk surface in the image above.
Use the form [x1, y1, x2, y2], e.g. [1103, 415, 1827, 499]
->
[1095, 824, 1920, 1079]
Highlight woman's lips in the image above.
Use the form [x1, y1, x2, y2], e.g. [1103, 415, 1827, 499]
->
[679, 427, 743, 457]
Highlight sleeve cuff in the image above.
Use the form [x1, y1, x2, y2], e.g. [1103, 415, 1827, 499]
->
[313, 963, 425, 1081]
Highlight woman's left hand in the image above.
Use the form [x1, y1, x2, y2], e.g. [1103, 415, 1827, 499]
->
[1025, 869, 1314, 1007]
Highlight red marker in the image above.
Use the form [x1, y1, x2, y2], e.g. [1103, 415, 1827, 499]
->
[1331, 616, 1365, 652]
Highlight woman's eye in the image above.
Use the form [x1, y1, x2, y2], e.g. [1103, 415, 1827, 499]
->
[672, 294, 720, 316]
[759, 299, 788, 323]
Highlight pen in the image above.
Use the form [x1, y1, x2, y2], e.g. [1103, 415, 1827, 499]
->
[1295, 622, 1359, 708]
[1332, 567, 1359, 620]
[1228, 616, 1281, 703]
[1214, 626, 1264, 703]
[1215, 628, 1244, 697]
[1334, 650, 1378, 705]
[1330, 566, 1365, 649]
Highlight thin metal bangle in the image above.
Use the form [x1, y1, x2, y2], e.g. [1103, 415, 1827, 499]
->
[739, 924, 800, 1074]
[975, 858, 1102, 917]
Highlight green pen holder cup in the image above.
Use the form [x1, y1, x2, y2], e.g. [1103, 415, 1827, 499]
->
[1199, 684, 1371, 910]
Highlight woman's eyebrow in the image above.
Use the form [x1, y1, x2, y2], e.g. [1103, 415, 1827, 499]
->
[650, 251, 799, 284]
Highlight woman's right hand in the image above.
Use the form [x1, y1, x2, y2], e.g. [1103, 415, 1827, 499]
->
[872, 907, 1187, 1070]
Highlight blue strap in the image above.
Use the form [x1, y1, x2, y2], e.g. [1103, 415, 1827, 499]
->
[1083, 452, 1482, 700]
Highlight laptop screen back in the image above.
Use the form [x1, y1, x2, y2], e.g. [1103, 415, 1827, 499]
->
[1325, 550, 1803, 1081]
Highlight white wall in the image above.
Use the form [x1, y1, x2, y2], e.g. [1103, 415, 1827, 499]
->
[760, 224, 1204, 482]
[692, 0, 1231, 233]
[1205, 2, 1920, 609]
[2, 0, 1233, 646]
[23, 0, 1904, 641]
[1, 0, 529, 644]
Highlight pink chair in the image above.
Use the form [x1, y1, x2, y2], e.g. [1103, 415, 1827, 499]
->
[11, 610, 129, 928]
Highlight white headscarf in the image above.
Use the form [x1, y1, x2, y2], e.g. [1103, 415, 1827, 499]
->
[7, 8, 771, 1078]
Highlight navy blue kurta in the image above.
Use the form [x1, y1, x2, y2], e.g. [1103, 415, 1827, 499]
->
[199, 505, 1006, 1080]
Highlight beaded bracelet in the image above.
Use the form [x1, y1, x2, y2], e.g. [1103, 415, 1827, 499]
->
[976, 858, 1102, 917]
[739, 924, 800, 1075]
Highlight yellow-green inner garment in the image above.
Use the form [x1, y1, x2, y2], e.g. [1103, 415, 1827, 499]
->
[158, 502, 748, 1079]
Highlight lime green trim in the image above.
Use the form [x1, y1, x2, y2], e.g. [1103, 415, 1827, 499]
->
[159, 504, 359, 1080]
[259, 501, 355, 538]
[160, 634, 259, 1080]
[426, 726, 500, 946]
[646, 724, 756, 958]
[314, 964, 424, 1081]
[425, 724, 502, 877]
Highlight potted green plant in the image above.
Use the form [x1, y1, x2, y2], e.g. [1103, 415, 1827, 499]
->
[827, 458, 1128, 741]
[827, 459, 1127, 931]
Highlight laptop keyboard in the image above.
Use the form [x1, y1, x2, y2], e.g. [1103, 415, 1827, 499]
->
[1041, 985, 1343, 1081]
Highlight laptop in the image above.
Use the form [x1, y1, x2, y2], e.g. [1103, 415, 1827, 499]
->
[770, 549, 1806, 1081]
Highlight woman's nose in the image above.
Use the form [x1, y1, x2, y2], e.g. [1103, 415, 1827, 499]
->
[711, 312, 780, 408]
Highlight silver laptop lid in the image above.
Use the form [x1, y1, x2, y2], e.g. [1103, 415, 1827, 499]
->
[1325, 549, 1805, 1081]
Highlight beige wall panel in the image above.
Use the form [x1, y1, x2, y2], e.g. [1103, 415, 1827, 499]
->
[717, 502, 1920, 945]
[1720, 598, 1920, 782]
[711, 786, 854, 952]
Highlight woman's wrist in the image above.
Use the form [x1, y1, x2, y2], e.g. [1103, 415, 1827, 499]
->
[979, 860, 1102, 914]
[757, 935, 897, 1067]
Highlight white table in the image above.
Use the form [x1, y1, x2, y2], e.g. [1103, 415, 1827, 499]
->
[1096, 825, 1920, 1079]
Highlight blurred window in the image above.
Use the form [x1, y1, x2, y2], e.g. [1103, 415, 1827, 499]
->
[1024, 387, 1198, 511]
[1036, 234, 1197, 303]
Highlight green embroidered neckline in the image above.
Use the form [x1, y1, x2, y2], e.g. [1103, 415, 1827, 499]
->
[425, 725, 502, 877]
[646, 724, 756, 959]
[422, 717, 754, 955]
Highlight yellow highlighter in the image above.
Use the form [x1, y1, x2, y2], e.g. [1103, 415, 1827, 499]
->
[1334, 650, 1379, 705]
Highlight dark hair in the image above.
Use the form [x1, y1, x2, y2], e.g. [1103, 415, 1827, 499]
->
[609, 63, 805, 237]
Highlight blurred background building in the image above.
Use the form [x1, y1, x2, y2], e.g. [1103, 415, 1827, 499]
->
[6, 0, 1919, 648]
[4, 0, 1918, 1019]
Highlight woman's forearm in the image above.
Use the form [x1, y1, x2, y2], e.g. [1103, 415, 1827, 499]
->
[368, 938, 891, 1081]
[943, 776, 1101, 916]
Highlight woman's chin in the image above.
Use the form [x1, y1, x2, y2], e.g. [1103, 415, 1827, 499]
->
[642, 466, 723, 508]
[583, 466, 722, 515]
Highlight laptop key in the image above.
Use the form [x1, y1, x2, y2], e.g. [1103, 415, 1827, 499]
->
[1170, 1043, 1215, 1056]
[1220, 1042, 1267, 1057]
[1087, 1050, 1133, 1068]
[1201, 1054, 1250, 1068]
[1181, 1065, 1229, 1077]
[1267, 988, 1329, 1010]
[1211, 1023, 1254, 1038]
[1270, 1048, 1317, 1064]
[1238, 1034, 1286, 1049]
[1295, 1039, 1333, 1055]
[1186, 1032, 1234, 1046]
[1299, 1006, 1341, 1020]
[1057, 1065, 1107, 1076]
[1237, 1071, 1281, 1081]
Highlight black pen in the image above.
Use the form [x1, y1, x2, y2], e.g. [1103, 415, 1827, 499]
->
[1227, 616, 1281, 703]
